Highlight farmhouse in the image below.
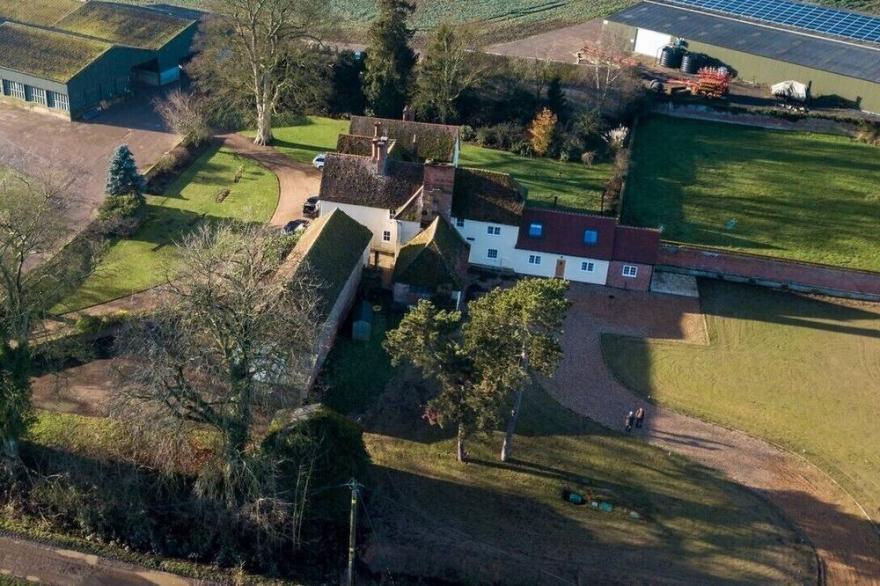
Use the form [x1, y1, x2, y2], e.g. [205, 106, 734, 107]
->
[604, 0, 880, 113]
[318, 115, 661, 294]
[0, 1, 198, 118]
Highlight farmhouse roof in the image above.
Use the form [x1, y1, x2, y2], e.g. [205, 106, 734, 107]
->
[394, 216, 470, 290]
[336, 134, 375, 157]
[56, 1, 196, 51]
[608, 2, 880, 84]
[452, 168, 526, 226]
[0, 21, 111, 83]
[278, 209, 371, 319]
[613, 225, 661, 264]
[516, 208, 618, 260]
[349, 115, 459, 162]
[0, 0, 80, 26]
[319, 153, 424, 210]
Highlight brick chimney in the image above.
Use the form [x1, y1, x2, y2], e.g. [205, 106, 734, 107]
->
[372, 138, 388, 175]
[421, 159, 455, 222]
[402, 104, 415, 121]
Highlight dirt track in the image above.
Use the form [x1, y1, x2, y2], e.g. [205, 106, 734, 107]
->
[547, 283, 880, 585]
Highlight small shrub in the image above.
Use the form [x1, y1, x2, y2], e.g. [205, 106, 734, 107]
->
[475, 126, 496, 148]
[602, 125, 630, 152]
[459, 124, 476, 142]
[511, 139, 532, 157]
[98, 193, 145, 237]
[214, 188, 231, 203]
[581, 151, 597, 166]
[855, 120, 880, 145]
[74, 311, 130, 335]
[233, 165, 245, 183]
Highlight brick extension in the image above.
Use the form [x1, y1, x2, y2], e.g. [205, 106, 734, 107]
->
[658, 244, 880, 300]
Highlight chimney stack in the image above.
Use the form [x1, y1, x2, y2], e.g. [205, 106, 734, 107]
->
[422, 160, 455, 222]
[374, 138, 388, 175]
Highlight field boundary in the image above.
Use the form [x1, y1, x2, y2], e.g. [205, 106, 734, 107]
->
[658, 243, 880, 300]
[649, 103, 858, 135]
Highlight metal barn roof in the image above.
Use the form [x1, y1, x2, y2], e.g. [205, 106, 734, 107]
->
[607, 2, 880, 83]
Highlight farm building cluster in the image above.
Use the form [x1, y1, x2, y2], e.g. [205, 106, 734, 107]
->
[604, 0, 880, 112]
[0, 1, 199, 119]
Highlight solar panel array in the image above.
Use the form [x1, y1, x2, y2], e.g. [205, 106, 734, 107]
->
[663, 0, 880, 45]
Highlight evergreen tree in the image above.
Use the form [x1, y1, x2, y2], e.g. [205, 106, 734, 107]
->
[363, 0, 416, 118]
[546, 75, 568, 121]
[105, 145, 145, 197]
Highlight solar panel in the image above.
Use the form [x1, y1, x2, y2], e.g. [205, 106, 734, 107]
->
[663, 0, 880, 45]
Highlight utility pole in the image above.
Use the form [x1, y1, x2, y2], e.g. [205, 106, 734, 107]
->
[346, 478, 362, 586]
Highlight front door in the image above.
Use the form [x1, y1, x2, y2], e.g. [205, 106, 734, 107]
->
[555, 258, 566, 279]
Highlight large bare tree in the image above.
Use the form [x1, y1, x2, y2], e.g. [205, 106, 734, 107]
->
[114, 223, 320, 505]
[193, 0, 330, 145]
[0, 166, 68, 459]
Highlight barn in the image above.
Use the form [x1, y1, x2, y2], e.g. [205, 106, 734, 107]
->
[0, 1, 199, 119]
[604, 0, 880, 113]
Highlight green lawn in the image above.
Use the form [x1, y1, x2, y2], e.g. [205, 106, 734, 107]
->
[243, 116, 349, 165]
[320, 309, 814, 584]
[602, 279, 880, 521]
[460, 144, 612, 212]
[623, 116, 880, 271]
[55, 145, 278, 313]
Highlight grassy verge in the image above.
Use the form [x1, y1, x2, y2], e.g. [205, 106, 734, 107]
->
[460, 144, 612, 212]
[319, 306, 814, 584]
[54, 144, 278, 313]
[623, 115, 880, 271]
[602, 279, 880, 521]
[242, 116, 349, 165]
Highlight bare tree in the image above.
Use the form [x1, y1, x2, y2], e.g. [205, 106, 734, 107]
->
[0, 166, 68, 459]
[578, 31, 642, 116]
[113, 222, 320, 505]
[153, 89, 212, 147]
[192, 0, 330, 145]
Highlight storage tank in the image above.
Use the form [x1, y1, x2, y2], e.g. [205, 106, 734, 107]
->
[659, 45, 684, 69]
[681, 52, 703, 75]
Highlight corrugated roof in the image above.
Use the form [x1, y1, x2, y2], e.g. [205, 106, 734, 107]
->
[394, 216, 470, 289]
[56, 1, 195, 51]
[0, 22, 111, 83]
[607, 2, 880, 83]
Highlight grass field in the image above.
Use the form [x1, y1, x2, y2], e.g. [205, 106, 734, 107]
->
[54, 144, 278, 313]
[266, 117, 612, 213]
[623, 116, 880, 271]
[319, 311, 814, 584]
[602, 279, 880, 521]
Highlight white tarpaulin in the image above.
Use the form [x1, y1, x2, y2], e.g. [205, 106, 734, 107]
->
[771, 80, 809, 101]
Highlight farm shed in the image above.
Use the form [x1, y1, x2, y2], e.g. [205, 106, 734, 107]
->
[0, 1, 199, 119]
[604, 0, 880, 113]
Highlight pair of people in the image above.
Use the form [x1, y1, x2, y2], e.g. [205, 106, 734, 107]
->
[625, 407, 646, 432]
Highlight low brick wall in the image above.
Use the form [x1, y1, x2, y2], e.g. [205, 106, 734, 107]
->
[658, 244, 880, 300]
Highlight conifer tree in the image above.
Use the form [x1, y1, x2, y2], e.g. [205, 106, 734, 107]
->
[105, 145, 145, 197]
[528, 108, 558, 157]
[363, 0, 416, 118]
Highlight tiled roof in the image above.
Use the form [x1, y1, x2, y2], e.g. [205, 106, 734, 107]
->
[613, 225, 661, 265]
[452, 168, 525, 226]
[516, 209, 618, 260]
[336, 134, 374, 157]
[319, 153, 424, 210]
[278, 209, 372, 318]
[394, 216, 470, 289]
[349, 116, 459, 162]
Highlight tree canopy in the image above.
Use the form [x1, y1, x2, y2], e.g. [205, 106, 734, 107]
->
[363, 0, 416, 118]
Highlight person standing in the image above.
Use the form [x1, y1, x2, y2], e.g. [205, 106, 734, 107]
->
[635, 407, 646, 429]
[625, 411, 635, 432]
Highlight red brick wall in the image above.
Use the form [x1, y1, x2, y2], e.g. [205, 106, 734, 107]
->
[606, 261, 652, 291]
[423, 163, 455, 220]
[658, 244, 880, 298]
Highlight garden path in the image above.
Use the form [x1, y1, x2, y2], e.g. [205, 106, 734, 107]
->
[546, 283, 880, 585]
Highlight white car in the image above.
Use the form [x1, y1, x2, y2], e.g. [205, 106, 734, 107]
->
[312, 153, 327, 170]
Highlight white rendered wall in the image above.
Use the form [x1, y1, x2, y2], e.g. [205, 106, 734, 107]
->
[320, 201, 398, 253]
[633, 28, 673, 59]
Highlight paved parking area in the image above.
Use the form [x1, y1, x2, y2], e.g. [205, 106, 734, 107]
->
[0, 89, 179, 233]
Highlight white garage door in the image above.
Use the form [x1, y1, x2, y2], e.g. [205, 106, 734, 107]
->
[634, 28, 673, 59]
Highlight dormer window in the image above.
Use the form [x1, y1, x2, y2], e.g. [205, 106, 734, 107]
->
[583, 229, 599, 246]
[528, 222, 543, 238]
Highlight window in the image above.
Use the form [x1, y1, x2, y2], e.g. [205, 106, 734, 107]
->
[622, 265, 639, 278]
[28, 86, 46, 107]
[388, 209, 395, 219]
[455, 218, 465, 227]
[487, 249, 498, 259]
[583, 229, 599, 246]
[486, 225, 501, 236]
[581, 261, 595, 272]
[382, 230, 392, 242]
[528, 222, 543, 238]
[528, 255, 542, 265]
[47, 91, 69, 112]
[5, 81, 24, 101]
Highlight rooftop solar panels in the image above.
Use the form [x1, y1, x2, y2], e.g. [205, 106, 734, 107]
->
[663, 0, 880, 45]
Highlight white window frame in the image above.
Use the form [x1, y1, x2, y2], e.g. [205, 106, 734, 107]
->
[486, 225, 501, 236]
[581, 261, 595, 272]
[456, 217, 465, 228]
[528, 254, 542, 266]
[29, 86, 46, 106]
[382, 230, 392, 242]
[6, 81, 25, 101]
[487, 248, 498, 260]
[622, 264, 638, 278]
[47, 91, 69, 112]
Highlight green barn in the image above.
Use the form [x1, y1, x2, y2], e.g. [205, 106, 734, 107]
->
[0, 1, 199, 119]
[604, 0, 880, 114]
